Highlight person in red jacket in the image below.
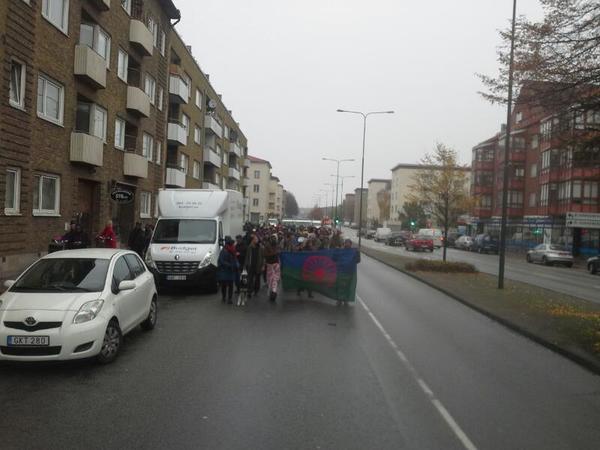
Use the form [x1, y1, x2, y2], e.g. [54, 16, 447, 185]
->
[97, 220, 118, 249]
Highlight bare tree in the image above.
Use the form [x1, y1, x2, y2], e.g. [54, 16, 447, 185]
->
[407, 144, 472, 262]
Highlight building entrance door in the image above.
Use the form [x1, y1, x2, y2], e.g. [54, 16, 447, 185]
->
[111, 184, 136, 247]
[76, 179, 99, 243]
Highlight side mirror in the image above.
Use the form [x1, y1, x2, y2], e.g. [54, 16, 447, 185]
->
[118, 280, 136, 292]
[3, 280, 15, 289]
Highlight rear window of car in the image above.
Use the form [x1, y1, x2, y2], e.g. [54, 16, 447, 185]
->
[549, 245, 568, 252]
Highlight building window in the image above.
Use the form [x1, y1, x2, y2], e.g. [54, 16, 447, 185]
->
[193, 161, 201, 179]
[180, 154, 189, 174]
[117, 49, 128, 81]
[5, 168, 21, 215]
[121, 0, 131, 15]
[514, 167, 525, 178]
[37, 74, 64, 125]
[195, 89, 202, 109]
[157, 87, 164, 111]
[142, 133, 154, 161]
[32, 174, 60, 216]
[182, 113, 190, 135]
[42, 0, 69, 34]
[80, 22, 111, 67]
[531, 135, 539, 149]
[529, 193, 537, 207]
[508, 191, 523, 208]
[516, 112, 523, 123]
[183, 73, 192, 100]
[114, 117, 125, 149]
[159, 31, 166, 56]
[254, 170, 260, 179]
[140, 191, 151, 218]
[194, 126, 201, 144]
[75, 101, 107, 141]
[9, 60, 26, 109]
[155, 141, 162, 165]
[144, 74, 156, 105]
[253, 198, 259, 207]
[530, 163, 538, 178]
[253, 184, 259, 193]
[147, 16, 158, 48]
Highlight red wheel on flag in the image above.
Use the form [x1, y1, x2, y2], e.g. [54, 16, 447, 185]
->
[301, 256, 337, 287]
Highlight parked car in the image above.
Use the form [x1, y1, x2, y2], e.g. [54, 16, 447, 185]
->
[0, 249, 157, 363]
[587, 256, 600, 274]
[374, 227, 392, 242]
[417, 228, 443, 248]
[471, 234, 499, 254]
[446, 232, 461, 248]
[385, 231, 409, 247]
[365, 230, 376, 240]
[526, 244, 573, 267]
[454, 235, 473, 251]
[405, 234, 434, 252]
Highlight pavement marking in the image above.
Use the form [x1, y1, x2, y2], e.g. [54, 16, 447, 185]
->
[356, 294, 478, 450]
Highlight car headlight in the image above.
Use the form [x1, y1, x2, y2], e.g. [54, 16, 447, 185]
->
[73, 300, 104, 324]
[198, 252, 213, 269]
[145, 252, 157, 270]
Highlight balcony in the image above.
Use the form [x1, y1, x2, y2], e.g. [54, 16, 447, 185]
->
[167, 121, 188, 146]
[129, 20, 153, 57]
[126, 86, 150, 118]
[203, 149, 221, 167]
[204, 115, 223, 138]
[165, 167, 186, 188]
[243, 158, 251, 168]
[73, 45, 106, 89]
[70, 132, 103, 167]
[473, 160, 494, 171]
[228, 167, 241, 180]
[202, 182, 220, 190]
[169, 74, 188, 104]
[88, 0, 110, 10]
[123, 152, 148, 178]
[230, 142, 243, 158]
[472, 185, 493, 195]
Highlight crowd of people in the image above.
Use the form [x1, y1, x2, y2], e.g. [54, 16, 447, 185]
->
[217, 223, 358, 306]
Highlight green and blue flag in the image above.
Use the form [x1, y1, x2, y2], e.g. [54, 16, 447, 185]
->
[280, 249, 358, 302]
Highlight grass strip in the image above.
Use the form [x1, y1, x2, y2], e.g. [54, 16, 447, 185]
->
[361, 246, 600, 373]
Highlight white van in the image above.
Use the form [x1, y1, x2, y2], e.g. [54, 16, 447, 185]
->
[418, 228, 443, 248]
[146, 189, 243, 289]
[374, 227, 392, 242]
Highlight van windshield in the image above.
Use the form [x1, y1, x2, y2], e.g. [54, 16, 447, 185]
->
[153, 219, 217, 244]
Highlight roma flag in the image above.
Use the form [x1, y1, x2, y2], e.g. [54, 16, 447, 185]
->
[280, 249, 358, 303]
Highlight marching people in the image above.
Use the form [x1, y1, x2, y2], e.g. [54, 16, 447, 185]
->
[97, 220, 117, 249]
[62, 221, 89, 250]
[244, 234, 264, 297]
[263, 234, 281, 302]
[217, 236, 238, 304]
[143, 223, 154, 257]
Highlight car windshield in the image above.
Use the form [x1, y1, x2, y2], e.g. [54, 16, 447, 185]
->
[11, 258, 109, 293]
[153, 219, 217, 244]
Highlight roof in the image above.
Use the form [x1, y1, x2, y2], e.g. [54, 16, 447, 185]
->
[44, 249, 131, 260]
[391, 163, 470, 172]
[160, 0, 180, 20]
[368, 178, 391, 184]
[248, 155, 272, 168]
[472, 135, 499, 150]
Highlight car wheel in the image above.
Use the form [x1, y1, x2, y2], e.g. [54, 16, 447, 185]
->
[141, 296, 158, 331]
[542, 256, 552, 266]
[565, 262, 573, 268]
[590, 263, 598, 275]
[526, 254, 532, 263]
[97, 319, 122, 364]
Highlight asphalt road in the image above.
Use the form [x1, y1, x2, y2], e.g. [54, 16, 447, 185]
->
[1, 256, 599, 449]
[345, 228, 600, 303]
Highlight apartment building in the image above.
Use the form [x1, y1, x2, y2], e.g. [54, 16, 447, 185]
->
[166, 30, 248, 197]
[470, 86, 600, 254]
[246, 155, 284, 223]
[366, 179, 390, 226]
[389, 164, 471, 224]
[342, 193, 355, 223]
[0, 0, 180, 278]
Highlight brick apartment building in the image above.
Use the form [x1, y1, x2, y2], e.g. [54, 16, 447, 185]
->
[0, 0, 250, 279]
[471, 86, 600, 255]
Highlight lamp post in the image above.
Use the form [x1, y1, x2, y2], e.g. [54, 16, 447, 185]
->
[319, 189, 329, 219]
[498, 0, 518, 290]
[324, 182, 335, 221]
[331, 174, 356, 225]
[323, 158, 354, 227]
[337, 109, 394, 249]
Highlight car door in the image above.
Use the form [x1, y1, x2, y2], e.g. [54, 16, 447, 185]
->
[532, 244, 543, 262]
[124, 253, 152, 324]
[111, 256, 137, 332]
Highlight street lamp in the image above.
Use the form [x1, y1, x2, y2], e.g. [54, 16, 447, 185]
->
[337, 109, 394, 249]
[323, 157, 355, 227]
[498, 0, 518, 290]
[331, 174, 356, 225]
[319, 189, 329, 219]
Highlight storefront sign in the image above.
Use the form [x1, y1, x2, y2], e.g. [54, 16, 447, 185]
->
[110, 189, 134, 204]
[566, 212, 600, 229]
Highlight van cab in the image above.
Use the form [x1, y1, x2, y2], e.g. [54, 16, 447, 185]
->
[417, 228, 443, 248]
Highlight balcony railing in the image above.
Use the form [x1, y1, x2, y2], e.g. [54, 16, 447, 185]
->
[70, 131, 104, 167]
[202, 181, 220, 190]
[167, 121, 188, 146]
[169, 74, 188, 104]
[228, 167, 241, 180]
[74, 45, 106, 89]
[126, 86, 150, 118]
[205, 115, 223, 138]
[203, 149, 221, 168]
[123, 151, 148, 178]
[166, 166, 187, 188]
[129, 19, 153, 57]
[229, 142, 243, 158]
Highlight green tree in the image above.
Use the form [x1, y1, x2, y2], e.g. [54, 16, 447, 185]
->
[398, 201, 427, 230]
[284, 191, 299, 217]
[407, 143, 472, 262]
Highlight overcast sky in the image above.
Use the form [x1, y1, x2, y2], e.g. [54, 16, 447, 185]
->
[175, 0, 544, 207]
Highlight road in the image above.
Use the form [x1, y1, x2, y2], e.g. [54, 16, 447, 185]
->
[1, 256, 600, 449]
[345, 228, 600, 303]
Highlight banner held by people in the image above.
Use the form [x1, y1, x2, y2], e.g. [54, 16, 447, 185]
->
[280, 249, 358, 303]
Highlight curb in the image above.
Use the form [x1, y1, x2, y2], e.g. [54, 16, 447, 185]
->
[361, 248, 600, 376]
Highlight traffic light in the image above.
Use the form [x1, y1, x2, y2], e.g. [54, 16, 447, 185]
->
[410, 220, 416, 227]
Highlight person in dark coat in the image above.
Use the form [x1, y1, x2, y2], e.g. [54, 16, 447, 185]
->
[243, 234, 264, 297]
[217, 236, 238, 304]
[62, 221, 89, 249]
[143, 223, 154, 257]
[234, 234, 247, 294]
[128, 222, 146, 257]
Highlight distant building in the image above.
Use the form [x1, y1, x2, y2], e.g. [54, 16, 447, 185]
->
[354, 188, 368, 227]
[343, 193, 355, 223]
[246, 156, 284, 223]
[367, 179, 391, 226]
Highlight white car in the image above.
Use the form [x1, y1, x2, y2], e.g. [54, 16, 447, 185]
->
[0, 249, 157, 364]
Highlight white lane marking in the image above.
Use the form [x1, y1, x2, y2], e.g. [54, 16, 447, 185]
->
[357, 294, 478, 450]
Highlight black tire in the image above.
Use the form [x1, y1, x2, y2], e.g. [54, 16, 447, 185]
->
[97, 319, 122, 365]
[590, 263, 598, 275]
[141, 296, 157, 331]
[565, 262, 573, 268]
[542, 256, 552, 266]
[526, 254, 532, 263]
